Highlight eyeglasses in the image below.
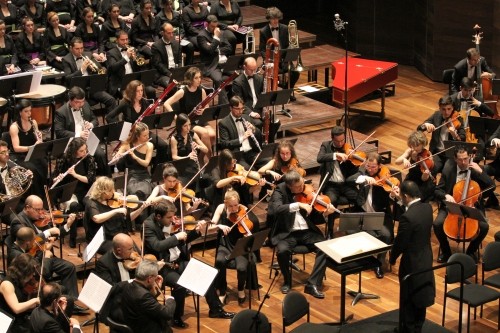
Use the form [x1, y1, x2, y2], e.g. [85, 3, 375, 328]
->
[0, 150, 10, 155]
[28, 206, 45, 212]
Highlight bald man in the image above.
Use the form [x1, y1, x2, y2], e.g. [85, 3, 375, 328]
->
[151, 22, 183, 87]
[95, 233, 137, 285]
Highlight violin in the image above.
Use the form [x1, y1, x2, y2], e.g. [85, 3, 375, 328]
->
[28, 235, 52, 257]
[167, 183, 209, 206]
[343, 143, 367, 166]
[372, 166, 400, 192]
[228, 163, 274, 187]
[280, 158, 306, 177]
[23, 275, 40, 296]
[414, 149, 435, 182]
[171, 215, 199, 232]
[228, 206, 254, 234]
[123, 252, 166, 295]
[34, 211, 84, 228]
[107, 194, 144, 209]
[294, 183, 333, 213]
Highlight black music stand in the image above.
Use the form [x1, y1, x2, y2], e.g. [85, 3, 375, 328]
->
[221, 54, 256, 74]
[0, 73, 32, 98]
[25, 137, 71, 183]
[141, 112, 175, 148]
[469, 116, 500, 138]
[121, 69, 156, 90]
[48, 180, 78, 256]
[0, 195, 22, 270]
[170, 64, 204, 82]
[92, 121, 125, 165]
[69, 75, 107, 101]
[444, 201, 486, 252]
[443, 141, 484, 159]
[227, 229, 269, 309]
[113, 174, 125, 191]
[259, 142, 278, 160]
[279, 48, 302, 118]
[492, 79, 500, 95]
[254, 90, 290, 143]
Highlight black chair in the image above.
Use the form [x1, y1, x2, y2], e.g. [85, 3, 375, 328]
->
[282, 291, 339, 333]
[107, 317, 133, 333]
[229, 309, 271, 333]
[482, 241, 500, 289]
[442, 68, 455, 95]
[443, 253, 500, 332]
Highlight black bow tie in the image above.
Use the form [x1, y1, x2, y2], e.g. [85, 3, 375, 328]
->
[460, 98, 471, 102]
[235, 118, 243, 122]
[271, 27, 279, 31]
[164, 42, 171, 46]
[0, 166, 7, 172]
[247, 75, 253, 80]
[459, 170, 468, 174]
[75, 57, 82, 61]
[121, 48, 128, 52]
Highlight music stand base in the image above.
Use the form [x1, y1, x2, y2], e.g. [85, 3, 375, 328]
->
[347, 290, 379, 306]
[326, 313, 354, 326]
[278, 107, 292, 118]
[82, 317, 95, 327]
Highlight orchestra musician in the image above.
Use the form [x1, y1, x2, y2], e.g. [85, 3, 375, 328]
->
[143, 201, 235, 328]
[182, 0, 209, 50]
[232, 56, 264, 128]
[0, 0, 19, 35]
[128, 0, 158, 60]
[99, 0, 136, 26]
[45, 0, 76, 32]
[53, 137, 97, 248]
[0, 253, 40, 333]
[151, 22, 182, 88]
[484, 124, 500, 187]
[417, 95, 465, 175]
[451, 47, 495, 94]
[395, 131, 436, 203]
[95, 233, 137, 285]
[98, 4, 130, 52]
[76, 0, 102, 25]
[212, 190, 260, 305]
[209, 0, 245, 55]
[19, 0, 46, 33]
[451, 77, 494, 118]
[0, 19, 19, 75]
[164, 66, 215, 160]
[259, 140, 305, 181]
[268, 170, 335, 298]
[8, 227, 39, 265]
[74, 7, 106, 62]
[9, 99, 47, 199]
[433, 146, 493, 263]
[16, 17, 47, 72]
[317, 126, 360, 238]
[352, 152, 399, 279]
[44, 12, 70, 72]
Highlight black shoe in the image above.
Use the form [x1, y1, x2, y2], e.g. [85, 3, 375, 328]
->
[281, 284, 291, 294]
[73, 304, 89, 315]
[208, 308, 235, 319]
[238, 295, 246, 305]
[172, 319, 187, 328]
[437, 253, 450, 263]
[304, 284, 324, 299]
[374, 267, 384, 279]
[69, 238, 76, 248]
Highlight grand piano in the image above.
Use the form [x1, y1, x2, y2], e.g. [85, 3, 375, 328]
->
[331, 57, 398, 119]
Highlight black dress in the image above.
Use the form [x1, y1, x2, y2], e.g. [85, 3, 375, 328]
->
[125, 149, 153, 200]
[19, 3, 46, 30]
[0, 35, 18, 76]
[99, 19, 129, 51]
[0, 277, 32, 333]
[84, 198, 127, 251]
[74, 22, 103, 53]
[45, 0, 75, 26]
[178, 86, 207, 125]
[172, 131, 198, 185]
[0, 4, 19, 34]
[44, 27, 70, 71]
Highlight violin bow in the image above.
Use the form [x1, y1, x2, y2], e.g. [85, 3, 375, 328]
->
[36, 251, 45, 299]
[227, 193, 270, 234]
[243, 151, 262, 183]
[342, 131, 376, 163]
[310, 172, 330, 209]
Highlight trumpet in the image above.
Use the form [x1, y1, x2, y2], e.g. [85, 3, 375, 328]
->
[82, 55, 106, 74]
[126, 45, 146, 66]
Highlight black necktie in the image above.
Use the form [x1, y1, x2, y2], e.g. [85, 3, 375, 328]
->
[271, 27, 279, 31]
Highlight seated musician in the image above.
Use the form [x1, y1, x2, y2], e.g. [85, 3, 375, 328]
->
[417, 95, 465, 175]
[45, 0, 76, 33]
[164, 66, 215, 159]
[395, 131, 436, 203]
[151, 22, 182, 88]
[259, 7, 299, 101]
[0, 253, 41, 333]
[317, 126, 360, 238]
[31, 282, 82, 333]
[53, 137, 97, 248]
[8, 195, 87, 313]
[9, 99, 47, 199]
[128, 0, 158, 60]
[54, 86, 109, 176]
[433, 146, 493, 263]
[99, 0, 136, 26]
[232, 57, 264, 129]
[170, 113, 208, 184]
[268, 170, 335, 298]
[451, 47, 495, 94]
[259, 140, 305, 182]
[451, 77, 494, 118]
[209, 0, 245, 55]
[0, 0, 19, 35]
[105, 80, 169, 163]
[484, 124, 500, 185]
[19, 0, 46, 33]
[95, 233, 138, 284]
[0, 19, 19, 76]
[351, 152, 399, 279]
[16, 17, 46, 72]
[44, 12, 70, 72]
[106, 30, 156, 99]
[182, 0, 209, 50]
[212, 190, 260, 305]
[99, 4, 130, 53]
[62, 37, 117, 113]
[74, 7, 106, 63]
[219, 96, 266, 169]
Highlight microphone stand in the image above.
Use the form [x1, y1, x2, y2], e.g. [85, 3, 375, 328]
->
[249, 269, 280, 333]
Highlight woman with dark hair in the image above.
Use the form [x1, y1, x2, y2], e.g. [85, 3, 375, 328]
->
[53, 137, 97, 247]
[258, 140, 306, 181]
[44, 11, 70, 71]
[0, 253, 40, 333]
[18, 0, 46, 33]
[76, 0, 102, 25]
[0, 0, 19, 34]
[0, 19, 19, 75]
[129, 0, 157, 60]
[45, 0, 76, 32]
[106, 80, 169, 163]
[170, 113, 208, 185]
[15, 17, 46, 72]
[98, 3, 129, 52]
[182, 0, 209, 49]
[74, 7, 106, 62]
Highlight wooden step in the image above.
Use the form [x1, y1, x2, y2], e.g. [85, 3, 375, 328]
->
[241, 5, 268, 26]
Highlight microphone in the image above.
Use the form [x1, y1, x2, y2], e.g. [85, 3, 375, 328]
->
[333, 13, 347, 31]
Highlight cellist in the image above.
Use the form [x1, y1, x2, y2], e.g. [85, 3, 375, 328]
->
[433, 146, 493, 263]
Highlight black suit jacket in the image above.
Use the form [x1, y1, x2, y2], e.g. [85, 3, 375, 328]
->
[197, 28, 232, 75]
[450, 92, 493, 117]
[258, 23, 289, 59]
[31, 307, 81, 333]
[151, 39, 181, 79]
[106, 46, 141, 97]
[389, 200, 435, 307]
[316, 140, 359, 183]
[451, 57, 494, 93]
[54, 102, 98, 139]
[218, 114, 261, 153]
[232, 73, 264, 115]
[95, 250, 135, 285]
[350, 167, 393, 215]
[417, 110, 466, 153]
[62, 51, 106, 87]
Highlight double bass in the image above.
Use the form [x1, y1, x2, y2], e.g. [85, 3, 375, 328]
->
[472, 24, 498, 111]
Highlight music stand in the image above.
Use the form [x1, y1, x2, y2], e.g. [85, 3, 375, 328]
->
[48, 180, 78, 256]
[141, 112, 175, 148]
[443, 141, 484, 159]
[221, 54, 256, 74]
[227, 229, 269, 309]
[0, 195, 22, 270]
[259, 142, 278, 160]
[113, 175, 125, 192]
[254, 90, 290, 143]
[92, 121, 125, 165]
[200, 104, 230, 155]
[279, 48, 302, 118]
[0, 73, 33, 98]
[469, 116, 500, 138]
[121, 69, 156, 90]
[444, 201, 486, 252]
[25, 137, 71, 183]
[70, 75, 107, 100]
[492, 79, 500, 95]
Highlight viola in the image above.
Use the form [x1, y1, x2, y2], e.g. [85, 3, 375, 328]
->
[23, 275, 40, 296]
[280, 158, 306, 177]
[171, 215, 199, 232]
[229, 206, 254, 234]
[228, 163, 274, 187]
[34, 211, 84, 228]
[414, 149, 435, 181]
[167, 183, 209, 206]
[123, 251, 159, 271]
[28, 235, 48, 257]
[294, 183, 332, 213]
[372, 166, 400, 192]
[107, 194, 144, 209]
[343, 143, 367, 166]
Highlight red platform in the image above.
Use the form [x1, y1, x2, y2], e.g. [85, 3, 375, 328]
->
[331, 57, 398, 118]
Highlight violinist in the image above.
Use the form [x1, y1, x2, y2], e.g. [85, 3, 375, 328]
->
[433, 146, 493, 263]
[352, 152, 399, 279]
[212, 190, 260, 305]
[258, 140, 306, 181]
[484, 124, 500, 207]
[95, 233, 137, 285]
[317, 126, 360, 238]
[268, 170, 336, 298]
[53, 137, 97, 248]
[417, 95, 465, 174]
[395, 131, 436, 202]
[143, 201, 234, 328]
[0, 253, 40, 333]
[8, 227, 39, 265]
[30, 282, 82, 333]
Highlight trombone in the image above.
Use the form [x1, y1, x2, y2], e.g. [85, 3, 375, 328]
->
[82, 55, 106, 74]
[288, 20, 305, 72]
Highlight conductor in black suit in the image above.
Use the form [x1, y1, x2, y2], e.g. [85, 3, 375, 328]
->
[258, 7, 299, 101]
[389, 181, 435, 333]
[451, 47, 494, 94]
[151, 22, 183, 88]
[62, 37, 116, 113]
[232, 56, 263, 128]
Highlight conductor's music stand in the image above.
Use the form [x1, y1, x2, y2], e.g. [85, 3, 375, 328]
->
[279, 48, 302, 118]
[444, 201, 486, 253]
[227, 229, 269, 309]
[25, 137, 71, 183]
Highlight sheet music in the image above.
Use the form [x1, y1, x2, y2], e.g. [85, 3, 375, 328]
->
[29, 71, 42, 92]
[0, 309, 13, 333]
[24, 144, 35, 162]
[82, 226, 105, 262]
[119, 122, 132, 141]
[86, 131, 99, 156]
[177, 258, 218, 297]
[78, 272, 112, 313]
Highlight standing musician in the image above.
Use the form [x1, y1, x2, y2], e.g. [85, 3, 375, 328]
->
[144, 201, 235, 328]
[53, 137, 96, 248]
[352, 152, 399, 279]
[258, 7, 299, 101]
[182, 0, 209, 50]
[268, 170, 335, 298]
[395, 131, 436, 203]
[317, 126, 360, 238]
[164, 66, 215, 160]
[54, 86, 109, 176]
[151, 22, 182, 88]
[232, 56, 264, 128]
[9, 99, 46, 199]
[433, 146, 493, 263]
[417, 95, 465, 175]
[105, 80, 170, 163]
[451, 47, 494, 94]
[0, 253, 40, 333]
[212, 190, 260, 305]
[30, 282, 82, 333]
[128, 0, 158, 61]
